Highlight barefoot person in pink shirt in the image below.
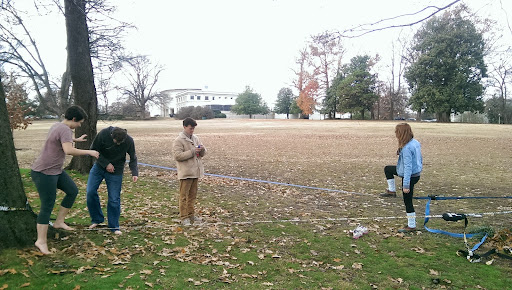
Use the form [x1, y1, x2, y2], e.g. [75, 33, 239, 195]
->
[31, 106, 99, 255]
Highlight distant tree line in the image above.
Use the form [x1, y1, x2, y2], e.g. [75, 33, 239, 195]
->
[272, 4, 511, 123]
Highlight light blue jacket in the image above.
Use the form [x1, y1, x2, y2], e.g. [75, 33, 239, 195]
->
[397, 138, 423, 189]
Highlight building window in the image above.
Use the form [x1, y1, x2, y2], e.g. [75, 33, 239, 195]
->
[225, 97, 227, 99]
[190, 95, 194, 100]
[205, 96, 209, 100]
[197, 95, 201, 100]
[212, 96, 215, 100]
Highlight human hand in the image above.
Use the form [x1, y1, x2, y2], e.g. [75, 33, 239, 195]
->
[75, 134, 88, 142]
[106, 163, 115, 173]
[89, 150, 99, 159]
[403, 188, 410, 194]
[132, 176, 138, 182]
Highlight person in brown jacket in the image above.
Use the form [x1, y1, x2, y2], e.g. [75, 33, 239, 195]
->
[173, 117, 206, 226]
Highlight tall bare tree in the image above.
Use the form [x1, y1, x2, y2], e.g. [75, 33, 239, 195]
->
[382, 37, 410, 119]
[0, 2, 67, 116]
[64, 0, 98, 173]
[487, 48, 512, 123]
[1, 1, 132, 118]
[119, 55, 163, 119]
[309, 31, 344, 95]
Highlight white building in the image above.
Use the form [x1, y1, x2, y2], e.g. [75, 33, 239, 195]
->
[159, 88, 238, 117]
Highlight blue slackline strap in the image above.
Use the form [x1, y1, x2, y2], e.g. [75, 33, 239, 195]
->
[415, 195, 512, 200]
[471, 233, 488, 252]
[423, 199, 475, 238]
[423, 198, 487, 251]
[138, 162, 363, 195]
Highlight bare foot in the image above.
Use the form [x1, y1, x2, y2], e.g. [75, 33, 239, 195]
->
[53, 223, 74, 231]
[88, 223, 99, 229]
[34, 240, 51, 255]
[114, 230, 122, 235]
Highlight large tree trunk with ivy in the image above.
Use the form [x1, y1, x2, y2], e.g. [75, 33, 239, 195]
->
[64, 0, 98, 174]
[0, 76, 37, 250]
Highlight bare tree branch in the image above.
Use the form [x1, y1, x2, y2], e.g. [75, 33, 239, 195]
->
[336, 0, 461, 38]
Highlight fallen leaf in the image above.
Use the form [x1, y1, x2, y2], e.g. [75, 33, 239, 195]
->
[19, 283, 30, 288]
[352, 263, 363, 270]
[412, 247, 425, 253]
[429, 269, 439, 276]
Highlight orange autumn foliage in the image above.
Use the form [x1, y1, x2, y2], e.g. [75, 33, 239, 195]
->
[3, 74, 31, 130]
[297, 79, 319, 115]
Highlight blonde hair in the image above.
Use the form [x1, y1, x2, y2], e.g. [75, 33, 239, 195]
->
[395, 123, 414, 148]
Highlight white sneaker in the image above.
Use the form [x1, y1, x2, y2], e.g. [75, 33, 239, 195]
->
[182, 218, 191, 226]
[352, 225, 368, 239]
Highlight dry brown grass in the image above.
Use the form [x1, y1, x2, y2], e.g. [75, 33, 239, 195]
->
[13, 119, 512, 228]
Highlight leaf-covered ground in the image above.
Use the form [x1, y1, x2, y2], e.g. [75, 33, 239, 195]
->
[3, 119, 511, 289]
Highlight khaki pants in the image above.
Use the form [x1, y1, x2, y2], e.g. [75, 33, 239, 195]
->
[179, 178, 198, 219]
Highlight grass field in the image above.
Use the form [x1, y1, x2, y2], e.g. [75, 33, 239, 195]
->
[2, 118, 512, 289]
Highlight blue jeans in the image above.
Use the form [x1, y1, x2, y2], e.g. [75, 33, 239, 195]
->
[86, 163, 123, 231]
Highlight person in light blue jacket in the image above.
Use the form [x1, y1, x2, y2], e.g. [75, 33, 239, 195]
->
[380, 123, 423, 233]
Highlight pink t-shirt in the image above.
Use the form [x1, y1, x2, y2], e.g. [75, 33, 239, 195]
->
[31, 122, 73, 175]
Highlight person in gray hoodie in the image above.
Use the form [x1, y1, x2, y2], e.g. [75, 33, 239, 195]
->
[173, 117, 206, 226]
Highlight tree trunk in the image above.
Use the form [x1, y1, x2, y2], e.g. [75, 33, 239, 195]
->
[0, 75, 38, 250]
[64, 0, 98, 174]
[436, 111, 451, 122]
[59, 58, 72, 116]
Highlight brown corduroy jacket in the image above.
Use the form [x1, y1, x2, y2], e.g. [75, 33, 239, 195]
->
[172, 131, 206, 179]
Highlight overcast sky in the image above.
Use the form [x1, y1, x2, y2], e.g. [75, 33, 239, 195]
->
[15, 0, 512, 109]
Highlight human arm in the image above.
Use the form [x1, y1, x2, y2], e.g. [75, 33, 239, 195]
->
[62, 142, 99, 158]
[127, 137, 139, 179]
[402, 147, 413, 191]
[173, 139, 195, 161]
[90, 129, 111, 168]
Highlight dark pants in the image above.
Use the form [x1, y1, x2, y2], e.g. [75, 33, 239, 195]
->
[31, 170, 78, 224]
[384, 165, 420, 213]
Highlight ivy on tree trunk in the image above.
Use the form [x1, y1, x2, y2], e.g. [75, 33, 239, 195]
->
[0, 75, 38, 249]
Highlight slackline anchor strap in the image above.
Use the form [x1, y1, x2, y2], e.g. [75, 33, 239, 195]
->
[423, 197, 488, 262]
[0, 200, 32, 212]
